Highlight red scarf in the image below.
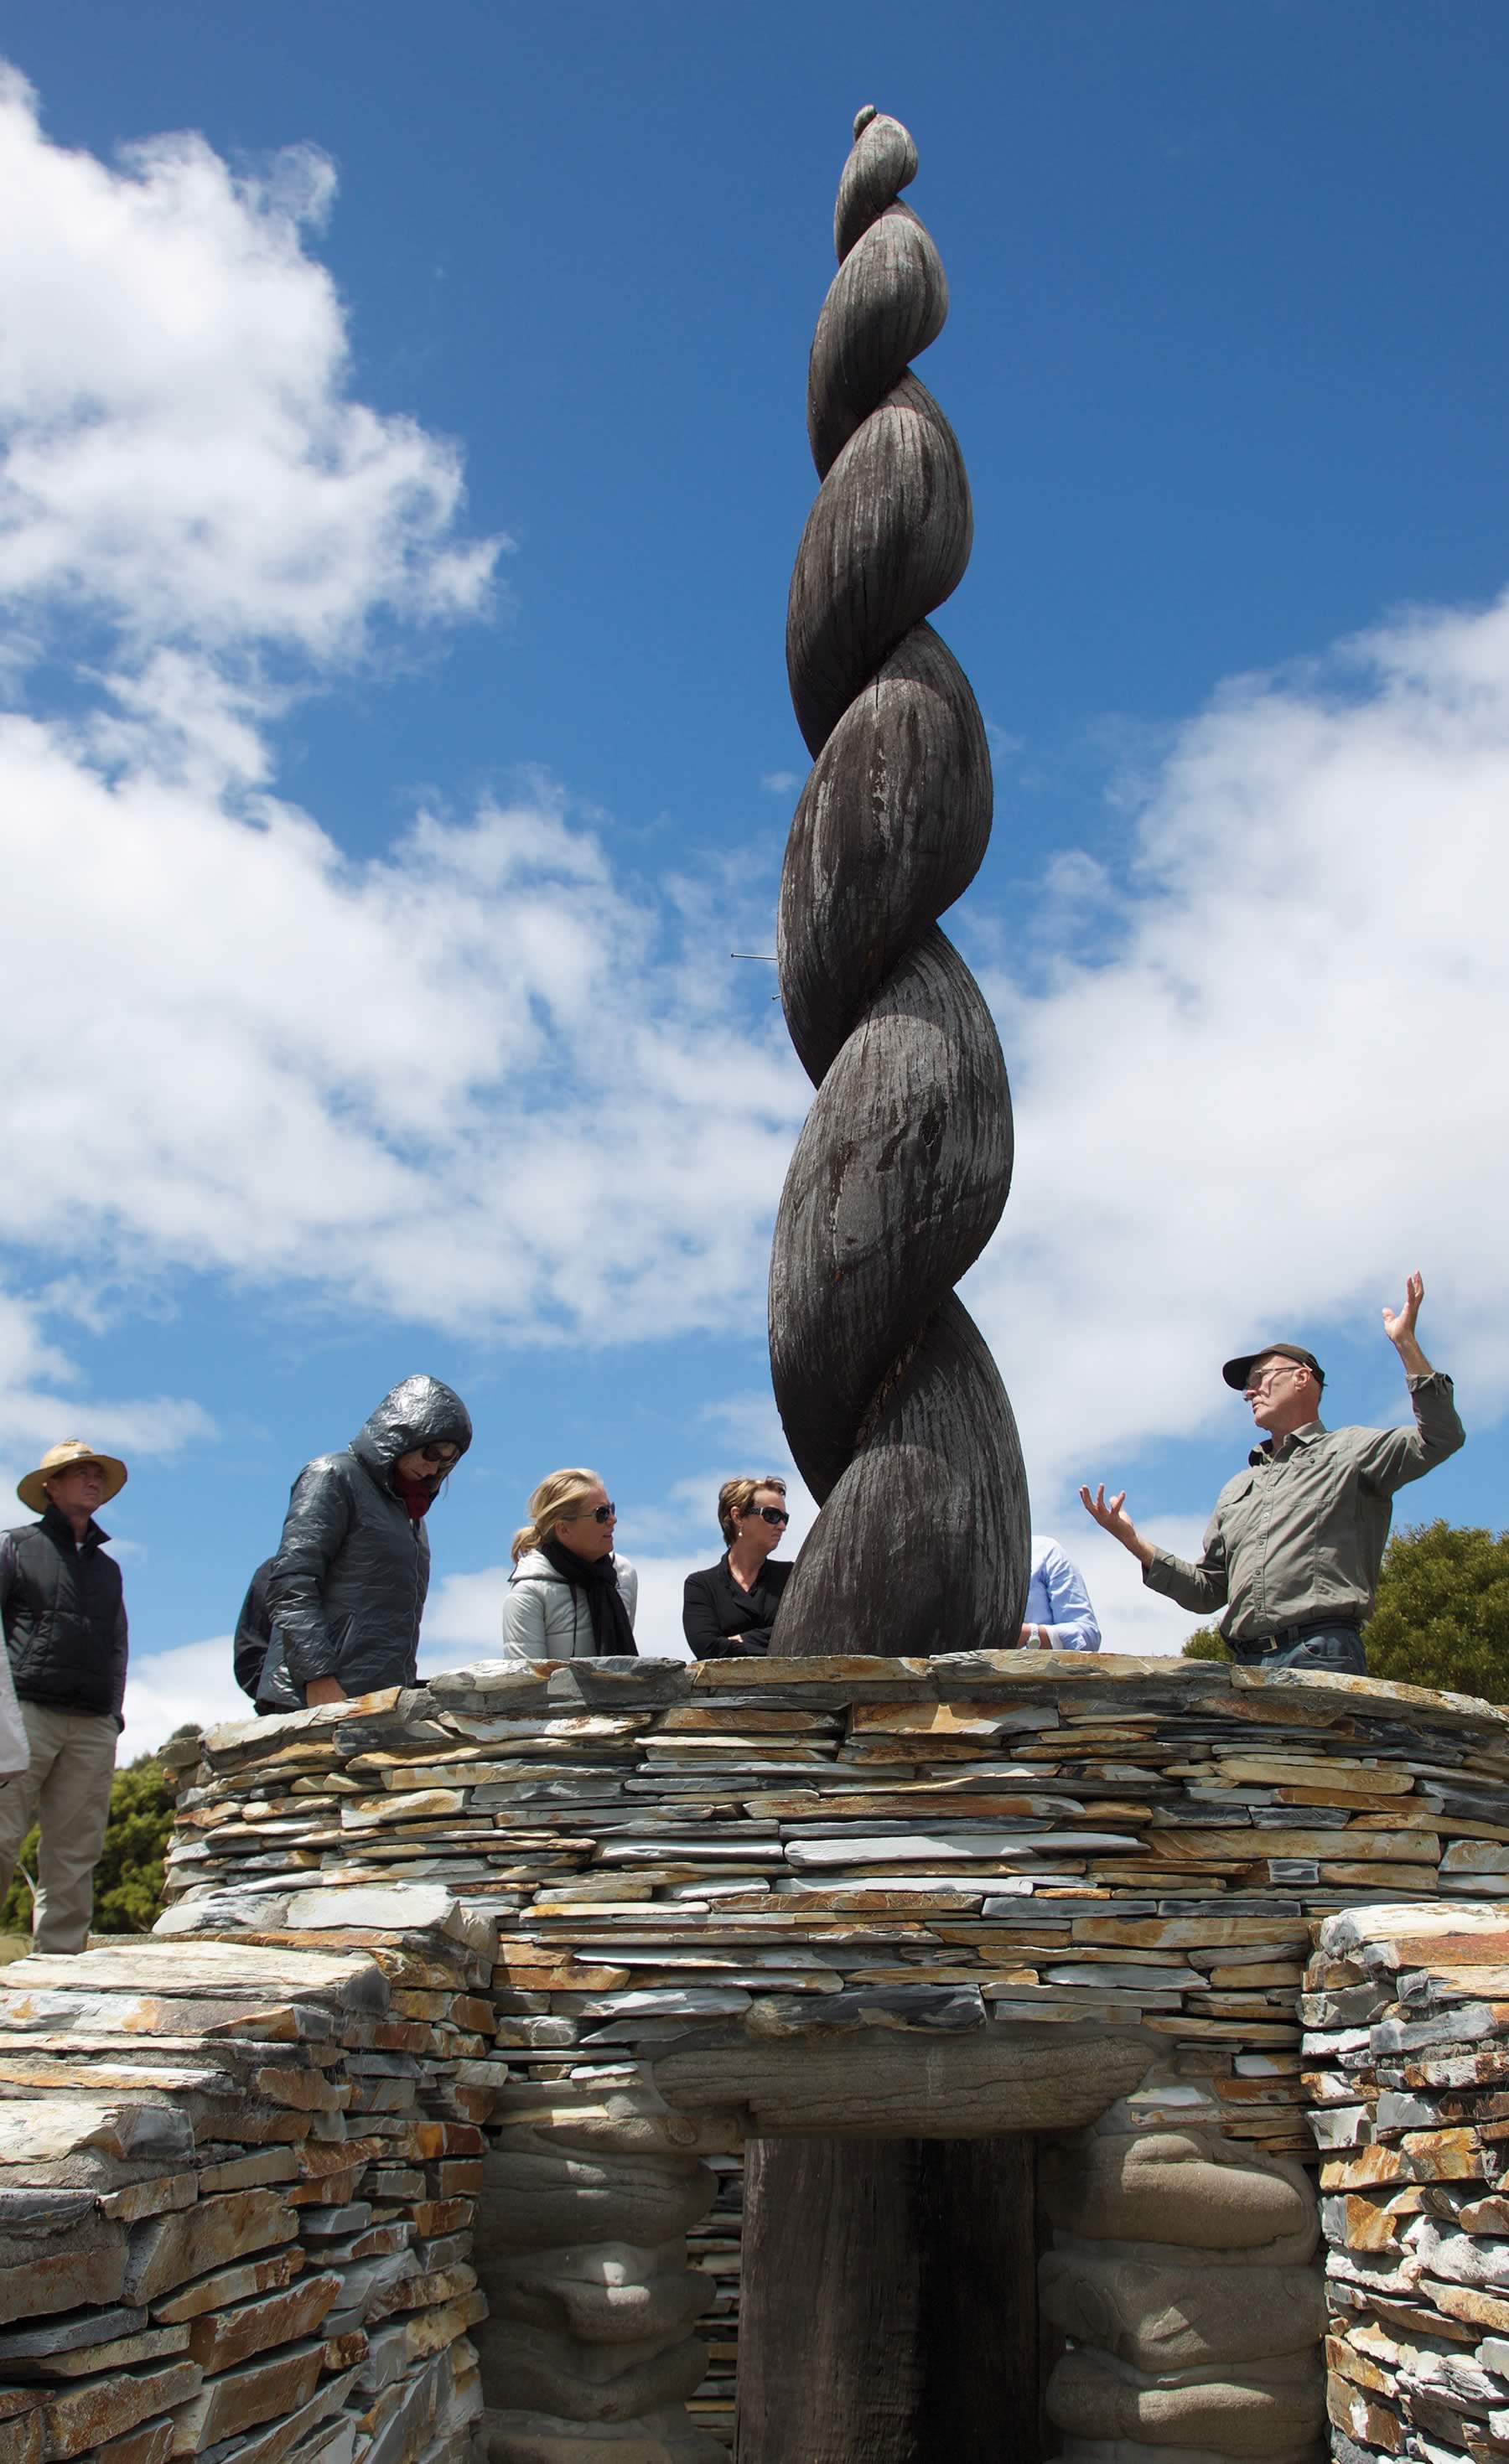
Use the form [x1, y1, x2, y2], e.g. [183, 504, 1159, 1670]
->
[393, 1472, 434, 1521]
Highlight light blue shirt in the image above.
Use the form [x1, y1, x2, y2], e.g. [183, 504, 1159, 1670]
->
[1024, 1534, 1101, 1652]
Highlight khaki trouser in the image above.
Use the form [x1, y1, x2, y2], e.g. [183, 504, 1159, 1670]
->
[0, 1700, 118, 1953]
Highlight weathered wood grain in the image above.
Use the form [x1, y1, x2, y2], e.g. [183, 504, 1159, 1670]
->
[833, 107, 918, 261]
[772, 1296, 1028, 1657]
[770, 103, 1024, 1660]
[656, 2023, 1154, 2137]
[739, 2135, 1041, 2464]
[750, 99, 1035, 2464]
[777, 624, 991, 1085]
[786, 371, 972, 758]
[770, 930, 1011, 1502]
[807, 204, 947, 479]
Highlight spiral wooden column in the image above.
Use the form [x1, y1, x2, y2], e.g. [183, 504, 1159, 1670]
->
[769, 103, 1029, 1663]
[742, 111, 1040, 2464]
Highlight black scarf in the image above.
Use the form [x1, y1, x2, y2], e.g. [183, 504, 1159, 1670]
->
[541, 1537, 638, 1657]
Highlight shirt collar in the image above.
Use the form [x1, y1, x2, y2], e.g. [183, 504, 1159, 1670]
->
[40, 1503, 106, 1550]
[1250, 1415, 1327, 1467]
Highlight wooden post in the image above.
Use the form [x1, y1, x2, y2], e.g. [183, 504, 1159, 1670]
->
[744, 109, 1038, 2463]
[769, 105, 1028, 1659]
[739, 2137, 1041, 2464]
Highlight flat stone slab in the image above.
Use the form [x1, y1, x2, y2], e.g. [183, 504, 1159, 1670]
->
[0, 2099, 192, 2170]
[4, 1943, 387, 2011]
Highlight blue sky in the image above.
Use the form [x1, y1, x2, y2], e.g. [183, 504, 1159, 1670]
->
[1, 0, 1505, 1747]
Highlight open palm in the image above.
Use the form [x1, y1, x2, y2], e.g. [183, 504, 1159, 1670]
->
[1382, 1271, 1423, 1345]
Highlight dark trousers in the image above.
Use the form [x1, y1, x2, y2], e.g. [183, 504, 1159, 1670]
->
[1234, 1624, 1366, 1675]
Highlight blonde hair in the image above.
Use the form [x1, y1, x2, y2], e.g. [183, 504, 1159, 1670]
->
[511, 1468, 604, 1563]
[718, 1474, 788, 1546]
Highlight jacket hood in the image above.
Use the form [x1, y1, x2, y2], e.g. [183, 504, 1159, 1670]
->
[510, 1548, 566, 1586]
[351, 1375, 473, 1477]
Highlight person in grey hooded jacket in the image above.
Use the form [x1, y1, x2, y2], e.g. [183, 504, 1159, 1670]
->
[257, 1374, 472, 1714]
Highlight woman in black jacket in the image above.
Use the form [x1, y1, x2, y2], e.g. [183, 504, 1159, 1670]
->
[682, 1476, 793, 1659]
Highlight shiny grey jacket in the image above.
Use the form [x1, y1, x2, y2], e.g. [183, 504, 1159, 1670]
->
[257, 1374, 472, 1714]
[501, 1549, 639, 1659]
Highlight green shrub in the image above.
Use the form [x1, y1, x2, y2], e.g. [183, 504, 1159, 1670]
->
[0, 1739, 186, 1938]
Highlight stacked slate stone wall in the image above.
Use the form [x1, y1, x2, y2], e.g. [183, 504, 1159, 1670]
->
[1303, 1902, 1509, 2464]
[0, 1904, 488, 2464]
[8, 1655, 1509, 2464]
[162, 1656, 1509, 2464]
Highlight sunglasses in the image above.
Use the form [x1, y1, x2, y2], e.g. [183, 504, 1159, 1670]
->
[580, 1501, 615, 1524]
[417, 1444, 459, 1468]
[748, 1504, 789, 1526]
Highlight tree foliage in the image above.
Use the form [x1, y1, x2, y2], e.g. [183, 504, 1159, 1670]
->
[1180, 1522, 1509, 1705]
[1361, 1522, 1509, 1703]
[1180, 1627, 1232, 1663]
[0, 1728, 196, 1939]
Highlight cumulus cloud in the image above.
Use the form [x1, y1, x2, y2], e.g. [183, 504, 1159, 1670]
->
[0, 738, 806, 1337]
[0, 1285, 213, 1507]
[974, 594, 1509, 1503]
[0, 67, 499, 661]
[120, 1636, 246, 1758]
[0, 70, 806, 1348]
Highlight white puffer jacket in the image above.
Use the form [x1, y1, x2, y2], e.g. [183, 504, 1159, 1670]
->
[501, 1549, 639, 1660]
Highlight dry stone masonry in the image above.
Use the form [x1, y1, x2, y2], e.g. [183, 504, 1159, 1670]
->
[0, 1903, 487, 2464]
[4, 1655, 1509, 2463]
[1304, 1902, 1509, 2464]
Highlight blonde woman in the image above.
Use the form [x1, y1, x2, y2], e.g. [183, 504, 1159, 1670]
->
[502, 1470, 639, 1660]
[682, 1476, 791, 1659]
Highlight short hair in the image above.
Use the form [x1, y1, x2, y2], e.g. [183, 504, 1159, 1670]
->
[718, 1474, 788, 1546]
[512, 1468, 603, 1563]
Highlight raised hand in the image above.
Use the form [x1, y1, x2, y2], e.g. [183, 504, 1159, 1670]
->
[1077, 1482, 1132, 1545]
[1382, 1271, 1423, 1348]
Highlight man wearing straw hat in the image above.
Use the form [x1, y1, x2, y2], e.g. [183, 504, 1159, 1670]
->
[0, 1440, 130, 1952]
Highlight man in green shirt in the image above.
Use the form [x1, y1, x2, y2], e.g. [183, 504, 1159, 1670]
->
[1079, 1274, 1465, 1674]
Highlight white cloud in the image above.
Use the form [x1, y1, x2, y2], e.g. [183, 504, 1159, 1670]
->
[0, 1285, 212, 1509]
[0, 69, 500, 661]
[760, 771, 800, 795]
[0, 72, 807, 1348]
[1060, 1516, 1211, 1657]
[418, 1565, 511, 1660]
[120, 1635, 246, 1758]
[972, 593, 1509, 1499]
[0, 741, 806, 1337]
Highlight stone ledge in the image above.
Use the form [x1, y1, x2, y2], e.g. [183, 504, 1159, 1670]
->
[190, 1657, 1509, 1760]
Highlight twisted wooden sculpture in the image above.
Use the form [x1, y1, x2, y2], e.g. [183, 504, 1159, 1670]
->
[744, 114, 1041, 2464]
[770, 104, 1029, 1658]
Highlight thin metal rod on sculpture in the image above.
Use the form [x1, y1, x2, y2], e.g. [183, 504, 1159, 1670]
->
[770, 103, 1029, 1658]
[741, 111, 1041, 2464]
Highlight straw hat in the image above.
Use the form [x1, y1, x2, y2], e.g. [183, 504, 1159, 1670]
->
[17, 1439, 128, 1516]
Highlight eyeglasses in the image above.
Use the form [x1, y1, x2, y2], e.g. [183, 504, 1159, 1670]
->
[748, 1504, 789, 1526]
[417, 1444, 459, 1468]
[576, 1501, 615, 1524]
[1243, 1364, 1304, 1397]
